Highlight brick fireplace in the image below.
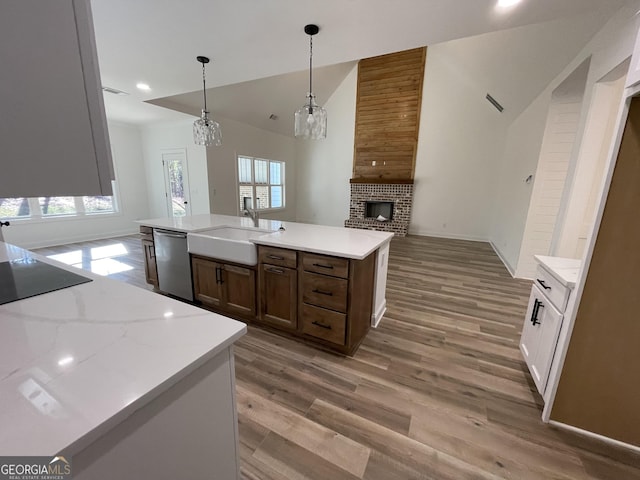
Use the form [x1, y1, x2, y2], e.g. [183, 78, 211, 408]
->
[344, 183, 414, 236]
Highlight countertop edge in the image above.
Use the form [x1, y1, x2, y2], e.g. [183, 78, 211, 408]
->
[251, 236, 392, 260]
[138, 216, 395, 260]
[59, 325, 246, 457]
[534, 255, 580, 288]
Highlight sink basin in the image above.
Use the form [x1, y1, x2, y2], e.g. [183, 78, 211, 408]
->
[187, 227, 273, 266]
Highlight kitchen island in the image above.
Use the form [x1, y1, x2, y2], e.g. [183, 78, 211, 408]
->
[138, 214, 393, 355]
[0, 241, 246, 479]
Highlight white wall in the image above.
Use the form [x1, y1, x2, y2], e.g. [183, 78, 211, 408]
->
[552, 61, 628, 258]
[295, 65, 358, 226]
[490, 1, 640, 277]
[206, 117, 296, 221]
[515, 61, 589, 279]
[140, 118, 210, 218]
[4, 121, 150, 249]
[409, 43, 509, 240]
[489, 97, 549, 273]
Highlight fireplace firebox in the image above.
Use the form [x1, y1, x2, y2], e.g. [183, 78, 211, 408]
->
[365, 201, 393, 220]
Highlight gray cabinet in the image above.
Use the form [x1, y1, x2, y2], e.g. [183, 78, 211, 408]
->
[0, 0, 114, 197]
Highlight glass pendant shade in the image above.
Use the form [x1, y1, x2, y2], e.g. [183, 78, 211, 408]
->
[193, 56, 221, 147]
[294, 24, 326, 140]
[294, 94, 327, 139]
[193, 109, 222, 146]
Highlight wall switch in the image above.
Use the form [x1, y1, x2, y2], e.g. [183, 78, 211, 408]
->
[372, 161, 376, 166]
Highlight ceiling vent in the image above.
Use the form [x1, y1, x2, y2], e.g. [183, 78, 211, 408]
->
[486, 93, 504, 113]
[102, 86, 129, 96]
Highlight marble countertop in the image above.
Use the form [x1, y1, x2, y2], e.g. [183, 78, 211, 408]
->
[0, 241, 246, 456]
[534, 255, 582, 288]
[138, 214, 393, 260]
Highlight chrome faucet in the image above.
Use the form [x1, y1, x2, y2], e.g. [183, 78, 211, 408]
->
[242, 197, 260, 227]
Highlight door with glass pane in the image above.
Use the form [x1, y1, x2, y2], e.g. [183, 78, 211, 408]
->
[162, 149, 191, 217]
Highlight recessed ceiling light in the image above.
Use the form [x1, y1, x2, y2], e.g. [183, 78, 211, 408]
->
[497, 0, 521, 7]
[136, 82, 151, 91]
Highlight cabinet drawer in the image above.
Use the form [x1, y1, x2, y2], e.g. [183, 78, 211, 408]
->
[302, 272, 348, 313]
[534, 265, 570, 311]
[259, 246, 297, 268]
[301, 304, 346, 346]
[140, 225, 154, 241]
[302, 252, 349, 279]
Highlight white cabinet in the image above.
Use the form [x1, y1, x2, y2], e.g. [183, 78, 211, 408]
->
[520, 286, 564, 394]
[520, 256, 579, 396]
[0, 0, 114, 197]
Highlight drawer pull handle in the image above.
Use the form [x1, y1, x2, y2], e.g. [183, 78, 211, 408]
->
[267, 254, 284, 260]
[312, 321, 332, 330]
[313, 263, 334, 269]
[531, 299, 543, 326]
[215, 266, 225, 284]
[266, 267, 285, 274]
[536, 279, 551, 290]
[312, 289, 333, 296]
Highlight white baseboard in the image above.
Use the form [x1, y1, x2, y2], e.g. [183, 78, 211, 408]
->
[407, 228, 489, 243]
[548, 420, 640, 453]
[489, 241, 516, 277]
[371, 300, 387, 328]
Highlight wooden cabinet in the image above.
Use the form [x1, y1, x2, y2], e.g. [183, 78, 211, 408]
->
[0, 0, 114, 197]
[256, 246, 376, 355]
[258, 256, 297, 330]
[140, 226, 158, 288]
[192, 256, 256, 318]
[298, 251, 374, 354]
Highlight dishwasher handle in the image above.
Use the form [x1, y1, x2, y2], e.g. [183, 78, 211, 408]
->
[154, 230, 187, 239]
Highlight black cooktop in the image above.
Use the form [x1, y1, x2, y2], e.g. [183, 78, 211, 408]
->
[0, 258, 93, 305]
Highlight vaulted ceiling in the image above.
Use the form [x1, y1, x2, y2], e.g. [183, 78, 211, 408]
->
[92, 0, 627, 130]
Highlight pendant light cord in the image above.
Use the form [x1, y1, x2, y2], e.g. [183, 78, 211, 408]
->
[309, 34, 313, 96]
[202, 62, 208, 112]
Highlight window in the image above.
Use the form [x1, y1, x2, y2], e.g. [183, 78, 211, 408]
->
[238, 156, 285, 211]
[0, 183, 118, 220]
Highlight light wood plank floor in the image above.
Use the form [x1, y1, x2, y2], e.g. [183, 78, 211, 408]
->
[36, 234, 640, 480]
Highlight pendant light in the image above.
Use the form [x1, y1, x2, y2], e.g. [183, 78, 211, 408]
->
[193, 56, 222, 146]
[294, 24, 327, 139]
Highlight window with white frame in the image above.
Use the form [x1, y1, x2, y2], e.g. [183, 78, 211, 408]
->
[238, 156, 285, 211]
[0, 183, 118, 220]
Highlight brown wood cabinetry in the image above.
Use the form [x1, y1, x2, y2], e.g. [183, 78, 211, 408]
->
[256, 246, 376, 355]
[192, 255, 256, 318]
[258, 253, 298, 330]
[298, 251, 375, 354]
[140, 226, 158, 288]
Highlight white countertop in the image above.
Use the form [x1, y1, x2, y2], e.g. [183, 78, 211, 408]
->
[138, 214, 394, 260]
[534, 255, 582, 288]
[0, 241, 246, 456]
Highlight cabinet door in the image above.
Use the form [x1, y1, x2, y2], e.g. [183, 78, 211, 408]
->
[222, 264, 256, 318]
[259, 264, 297, 330]
[530, 297, 563, 394]
[0, 0, 114, 197]
[520, 286, 563, 395]
[192, 257, 223, 308]
[142, 239, 158, 287]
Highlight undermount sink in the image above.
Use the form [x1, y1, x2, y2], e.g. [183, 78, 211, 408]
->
[187, 227, 273, 266]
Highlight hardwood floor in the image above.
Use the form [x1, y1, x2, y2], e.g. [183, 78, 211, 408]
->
[36, 234, 640, 479]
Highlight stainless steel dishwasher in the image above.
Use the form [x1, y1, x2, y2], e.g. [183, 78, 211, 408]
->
[153, 229, 193, 301]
